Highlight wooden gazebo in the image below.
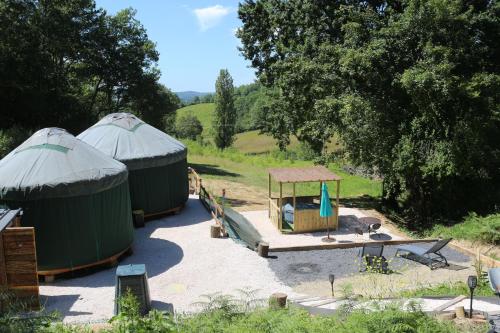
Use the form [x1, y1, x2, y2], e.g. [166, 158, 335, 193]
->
[268, 166, 341, 233]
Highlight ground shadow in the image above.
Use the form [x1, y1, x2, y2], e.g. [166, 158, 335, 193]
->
[400, 253, 468, 271]
[40, 294, 92, 317]
[224, 198, 262, 208]
[369, 233, 392, 241]
[42, 236, 184, 288]
[188, 163, 240, 178]
[341, 195, 381, 210]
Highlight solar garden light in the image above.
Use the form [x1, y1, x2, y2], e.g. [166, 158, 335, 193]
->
[467, 275, 477, 318]
[329, 274, 335, 297]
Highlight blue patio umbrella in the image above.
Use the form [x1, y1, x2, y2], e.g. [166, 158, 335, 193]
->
[320, 183, 334, 241]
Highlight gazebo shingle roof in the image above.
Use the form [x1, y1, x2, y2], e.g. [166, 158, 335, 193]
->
[268, 166, 341, 183]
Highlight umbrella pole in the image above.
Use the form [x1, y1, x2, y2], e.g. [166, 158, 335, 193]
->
[327, 216, 330, 239]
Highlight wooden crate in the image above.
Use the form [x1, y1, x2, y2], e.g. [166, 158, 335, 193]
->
[0, 227, 39, 310]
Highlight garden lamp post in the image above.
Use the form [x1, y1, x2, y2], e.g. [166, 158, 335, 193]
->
[329, 274, 335, 297]
[467, 275, 477, 318]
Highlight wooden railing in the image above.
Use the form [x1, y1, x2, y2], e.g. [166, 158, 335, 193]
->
[188, 167, 226, 235]
[268, 198, 280, 230]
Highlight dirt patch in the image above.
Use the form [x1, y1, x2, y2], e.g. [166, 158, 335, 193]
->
[200, 179, 268, 211]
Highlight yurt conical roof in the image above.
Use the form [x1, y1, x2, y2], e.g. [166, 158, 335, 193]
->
[0, 128, 128, 200]
[77, 113, 187, 170]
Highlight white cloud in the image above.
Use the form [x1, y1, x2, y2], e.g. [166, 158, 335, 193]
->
[193, 5, 231, 31]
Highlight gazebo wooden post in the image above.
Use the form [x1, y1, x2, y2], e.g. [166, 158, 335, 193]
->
[335, 179, 340, 229]
[292, 182, 296, 211]
[279, 182, 283, 230]
[268, 173, 271, 217]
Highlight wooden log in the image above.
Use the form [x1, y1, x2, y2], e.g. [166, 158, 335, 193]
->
[132, 210, 145, 228]
[455, 306, 465, 318]
[258, 241, 269, 258]
[210, 225, 221, 238]
[269, 292, 287, 309]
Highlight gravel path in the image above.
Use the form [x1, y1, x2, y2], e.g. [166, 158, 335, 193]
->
[40, 196, 294, 323]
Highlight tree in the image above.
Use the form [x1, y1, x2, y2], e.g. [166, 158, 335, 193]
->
[175, 113, 203, 140]
[238, 0, 500, 224]
[0, 0, 165, 138]
[213, 69, 236, 149]
[127, 82, 180, 132]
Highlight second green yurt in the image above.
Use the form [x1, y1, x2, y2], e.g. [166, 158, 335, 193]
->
[0, 128, 134, 273]
[78, 113, 189, 216]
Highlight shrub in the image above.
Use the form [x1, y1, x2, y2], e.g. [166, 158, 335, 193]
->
[175, 113, 203, 140]
[430, 213, 500, 245]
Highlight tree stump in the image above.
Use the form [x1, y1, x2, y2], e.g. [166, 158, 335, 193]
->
[455, 306, 465, 318]
[258, 241, 269, 257]
[210, 224, 221, 238]
[269, 292, 287, 309]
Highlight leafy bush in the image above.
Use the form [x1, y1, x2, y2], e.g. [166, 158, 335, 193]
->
[103, 291, 176, 333]
[430, 213, 500, 245]
[0, 289, 482, 333]
[0, 126, 31, 159]
[400, 279, 493, 299]
[175, 114, 203, 140]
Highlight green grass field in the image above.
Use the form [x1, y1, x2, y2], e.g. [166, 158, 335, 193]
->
[187, 141, 381, 199]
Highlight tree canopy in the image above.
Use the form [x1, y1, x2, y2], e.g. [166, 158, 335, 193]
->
[0, 0, 178, 150]
[213, 69, 237, 149]
[238, 0, 500, 224]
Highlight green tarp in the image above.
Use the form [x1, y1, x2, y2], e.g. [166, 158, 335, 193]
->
[78, 113, 189, 215]
[0, 128, 134, 271]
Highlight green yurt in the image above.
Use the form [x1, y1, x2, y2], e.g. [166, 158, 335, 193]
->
[0, 128, 134, 273]
[78, 113, 188, 216]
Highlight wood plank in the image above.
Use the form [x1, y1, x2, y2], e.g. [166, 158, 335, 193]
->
[294, 296, 325, 303]
[0, 233, 7, 285]
[269, 238, 440, 252]
[432, 295, 467, 312]
[309, 298, 338, 307]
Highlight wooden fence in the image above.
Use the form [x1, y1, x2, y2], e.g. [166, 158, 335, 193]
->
[0, 210, 39, 310]
[188, 167, 226, 235]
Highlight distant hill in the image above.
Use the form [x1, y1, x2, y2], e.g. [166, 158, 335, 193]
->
[175, 91, 211, 104]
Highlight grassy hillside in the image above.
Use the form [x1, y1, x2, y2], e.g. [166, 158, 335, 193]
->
[176, 103, 214, 137]
[177, 103, 296, 154]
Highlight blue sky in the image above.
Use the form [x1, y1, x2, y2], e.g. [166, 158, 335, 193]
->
[95, 0, 256, 92]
